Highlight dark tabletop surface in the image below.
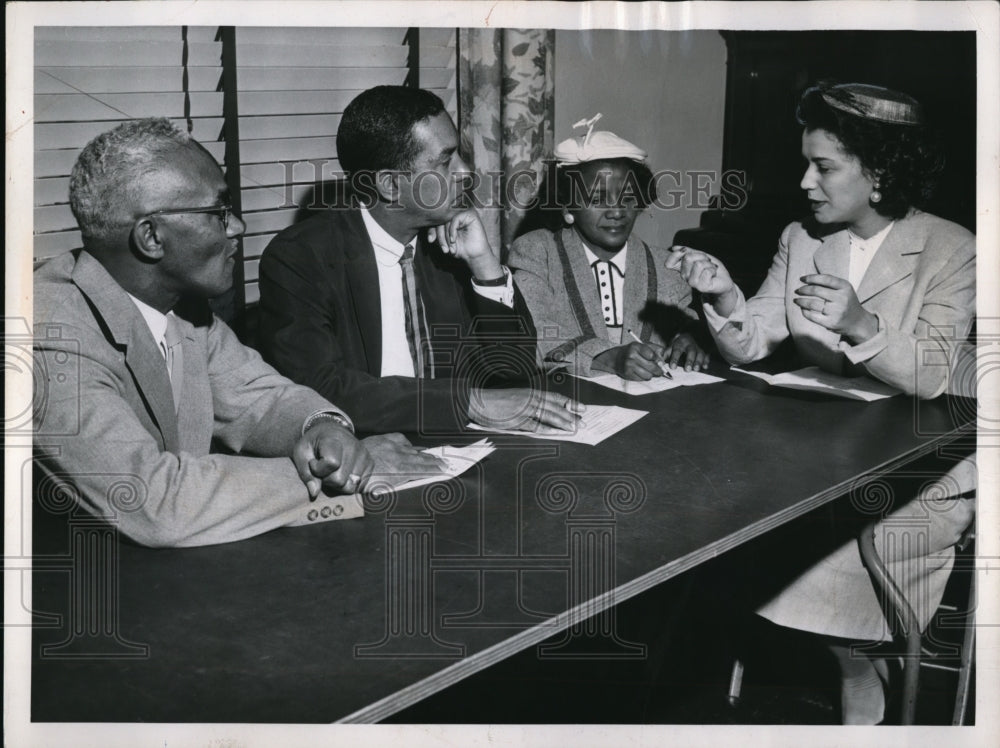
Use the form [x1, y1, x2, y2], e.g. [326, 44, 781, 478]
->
[31, 368, 974, 723]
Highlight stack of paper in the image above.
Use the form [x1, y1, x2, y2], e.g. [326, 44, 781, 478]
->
[467, 404, 647, 445]
[580, 370, 724, 395]
[733, 366, 902, 401]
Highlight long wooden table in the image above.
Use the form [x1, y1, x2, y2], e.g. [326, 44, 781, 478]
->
[30, 369, 974, 723]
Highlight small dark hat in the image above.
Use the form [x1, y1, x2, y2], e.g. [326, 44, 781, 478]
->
[811, 83, 924, 125]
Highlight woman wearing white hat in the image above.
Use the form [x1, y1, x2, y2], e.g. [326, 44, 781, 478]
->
[509, 115, 709, 379]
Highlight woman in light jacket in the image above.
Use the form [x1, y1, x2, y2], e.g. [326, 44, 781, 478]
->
[672, 82, 976, 724]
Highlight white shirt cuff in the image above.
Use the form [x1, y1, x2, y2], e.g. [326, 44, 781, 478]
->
[839, 313, 888, 364]
[471, 266, 515, 308]
[702, 287, 748, 333]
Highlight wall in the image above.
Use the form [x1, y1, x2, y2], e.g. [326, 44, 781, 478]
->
[554, 30, 727, 248]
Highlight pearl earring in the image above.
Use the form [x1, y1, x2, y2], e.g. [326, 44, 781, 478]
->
[871, 181, 882, 204]
[564, 213, 575, 225]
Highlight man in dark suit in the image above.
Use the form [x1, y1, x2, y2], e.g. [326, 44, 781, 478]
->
[33, 118, 437, 547]
[258, 86, 583, 435]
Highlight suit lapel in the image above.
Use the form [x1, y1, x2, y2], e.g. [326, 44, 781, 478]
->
[812, 229, 850, 279]
[560, 228, 609, 339]
[855, 221, 920, 304]
[338, 210, 383, 375]
[621, 242, 650, 341]
[173, 314, 213, 455]
[71, 251, 180, 451]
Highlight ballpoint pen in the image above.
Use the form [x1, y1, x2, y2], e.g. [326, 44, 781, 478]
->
[627, 329, 672, 379]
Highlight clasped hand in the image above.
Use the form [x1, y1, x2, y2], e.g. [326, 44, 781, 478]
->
[293, 423, 443, 499]
[293, 420, 373, 499]
[793, 274, 878, 343]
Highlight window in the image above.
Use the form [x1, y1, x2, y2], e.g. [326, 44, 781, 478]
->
[33, 26, 224, 260]
[32, 25, 457, 317]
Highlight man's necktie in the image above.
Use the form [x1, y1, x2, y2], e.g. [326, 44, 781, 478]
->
[399, 244, 431, 378]
[163, 315, 184, 412]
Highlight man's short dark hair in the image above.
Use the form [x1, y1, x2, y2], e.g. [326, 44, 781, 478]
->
[337, 86, 446, 176]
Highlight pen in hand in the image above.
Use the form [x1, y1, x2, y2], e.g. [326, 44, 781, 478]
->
[627, 329, 672, 379]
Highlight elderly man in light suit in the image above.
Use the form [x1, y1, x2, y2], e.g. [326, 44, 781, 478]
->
[33, 118, 437, 548]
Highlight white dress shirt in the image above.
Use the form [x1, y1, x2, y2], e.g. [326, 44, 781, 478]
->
[359, 206, 516, 378]
[582, 242, 628, 345]
[127, 293, 353, 433]
[126, 292, 172, 364]
[360, 207, 415, 377]
[847, 221, 894, 289]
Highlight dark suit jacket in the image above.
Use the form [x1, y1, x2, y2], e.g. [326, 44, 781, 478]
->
[258, 208, 538, 435]
[32, 250, 363, 548]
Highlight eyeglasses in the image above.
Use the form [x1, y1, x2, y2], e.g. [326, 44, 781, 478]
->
[145, 204, 235, 229]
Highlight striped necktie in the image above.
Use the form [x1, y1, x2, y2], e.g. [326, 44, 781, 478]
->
[399, 244, 432, 378]
[163, 314, 184, 412]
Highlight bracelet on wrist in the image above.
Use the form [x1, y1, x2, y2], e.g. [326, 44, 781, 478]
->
[302, 411, 354, 435]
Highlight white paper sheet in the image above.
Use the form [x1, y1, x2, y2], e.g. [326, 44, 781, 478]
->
[369, 438, 495, 493]
[467, 405, 647, 446]
[733, 366, 902, 401]
[580, 370, 725, 395]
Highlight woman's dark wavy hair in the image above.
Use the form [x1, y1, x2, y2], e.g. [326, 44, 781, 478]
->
[797, 81, 945, 220]
[527, 157, 657, 231]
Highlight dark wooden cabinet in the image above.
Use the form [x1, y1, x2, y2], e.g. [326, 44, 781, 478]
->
[676, 30, 976, 295]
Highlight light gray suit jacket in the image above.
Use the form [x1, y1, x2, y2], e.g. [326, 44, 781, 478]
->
[710, 211, 976, 398]
[509, 228, 698, 375]
[33, 250, 363, 548]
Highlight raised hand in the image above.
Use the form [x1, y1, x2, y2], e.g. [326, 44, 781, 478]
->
[427, 208, 504, 282]
[794, 274, 879, 343]
[666, 245, 739, 317]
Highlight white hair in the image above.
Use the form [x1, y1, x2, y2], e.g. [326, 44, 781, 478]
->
[69, 118, 195, 244]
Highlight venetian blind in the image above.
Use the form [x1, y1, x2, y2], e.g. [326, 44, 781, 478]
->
[236, 26, 457, 305]
[33, 26, 225, 261]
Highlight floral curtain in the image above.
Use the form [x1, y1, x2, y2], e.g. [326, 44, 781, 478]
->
[458, 28, 555, 256]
